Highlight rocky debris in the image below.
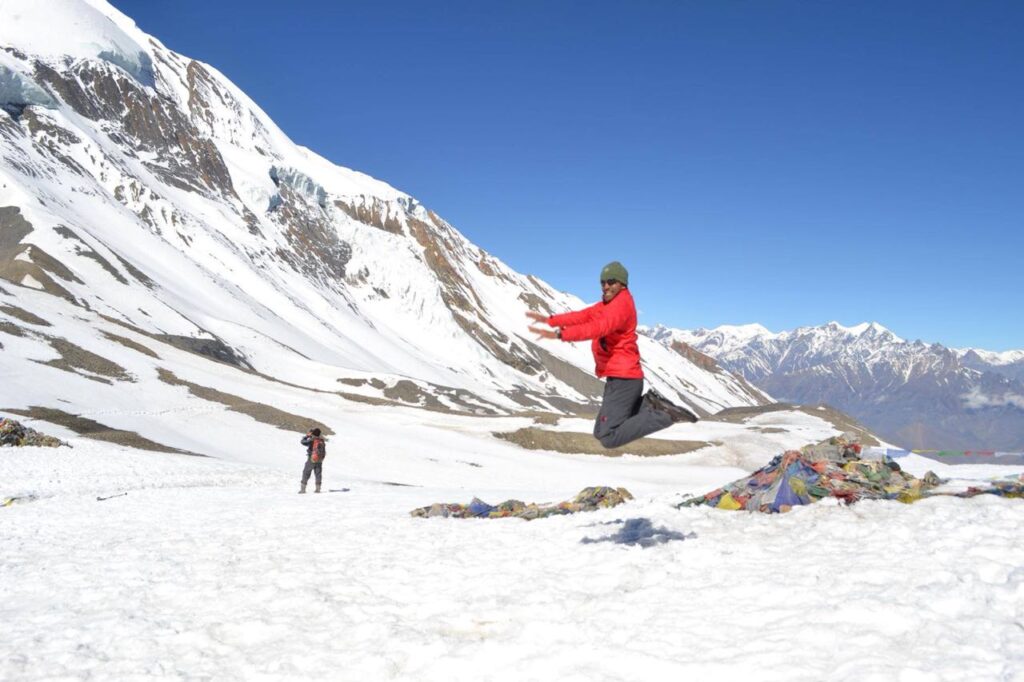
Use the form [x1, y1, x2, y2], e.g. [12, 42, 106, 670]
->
[0, 417, 65, 447]
[411, 486, 634, 520]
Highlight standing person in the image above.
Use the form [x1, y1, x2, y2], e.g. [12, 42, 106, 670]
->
[527, 261, 697, 449]
[299, 427, 326, 494]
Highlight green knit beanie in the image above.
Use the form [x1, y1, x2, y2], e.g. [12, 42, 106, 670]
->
[600, 261, 629, 286]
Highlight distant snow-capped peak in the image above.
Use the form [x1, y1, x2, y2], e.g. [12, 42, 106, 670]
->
[642, 321, 904, 366]
[955, 348, 1024, 366]
[639, 320, 1024, 450]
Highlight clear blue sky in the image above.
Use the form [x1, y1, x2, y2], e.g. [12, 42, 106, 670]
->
[112, 0, 1023, 350]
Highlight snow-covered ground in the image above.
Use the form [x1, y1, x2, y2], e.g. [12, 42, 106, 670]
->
[4, 436, 1023, 681]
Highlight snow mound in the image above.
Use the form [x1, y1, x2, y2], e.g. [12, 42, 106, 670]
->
[0, 0, 154, 85]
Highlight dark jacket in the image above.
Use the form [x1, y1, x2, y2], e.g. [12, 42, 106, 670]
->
[547, 288, 643, 379]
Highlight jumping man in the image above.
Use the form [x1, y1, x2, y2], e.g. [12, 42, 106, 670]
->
[527, 261, 697, 449]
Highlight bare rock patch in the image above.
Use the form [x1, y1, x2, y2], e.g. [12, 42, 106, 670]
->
[37, 337, 133, 384]
[157, 368, 333, 435]
[496, 427, 710, 457]
[3, 406, 200, 455]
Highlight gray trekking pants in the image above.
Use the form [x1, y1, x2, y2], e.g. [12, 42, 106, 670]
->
[301, 458, 322, 486]
[593, 378, 672, 449]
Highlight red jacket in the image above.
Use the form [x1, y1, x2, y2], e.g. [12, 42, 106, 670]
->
[548, 288, 643, 379]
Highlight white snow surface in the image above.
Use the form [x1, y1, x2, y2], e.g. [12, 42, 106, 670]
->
[958, 348, 1024, 366]
[3, 438, 1024, 681]
[5, 282, 1022, 679]
[0, 0, 153, 82]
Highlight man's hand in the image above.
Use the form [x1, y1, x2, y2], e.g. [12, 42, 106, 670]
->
[526, 311, 557, 340]
[529, 325, 559, 340]
[525, 311, 548, 324]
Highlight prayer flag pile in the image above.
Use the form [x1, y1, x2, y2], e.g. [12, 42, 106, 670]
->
[681, 437, 1024, 513]
[410, 486, 633, 520]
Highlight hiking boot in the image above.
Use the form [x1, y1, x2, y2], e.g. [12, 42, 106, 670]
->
[314, 483, 321, 493]
[299, 483, 307, 494]
[643, 389, 699, 423]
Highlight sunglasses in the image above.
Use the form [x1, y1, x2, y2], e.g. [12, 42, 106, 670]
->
[600, 279, 620, 286]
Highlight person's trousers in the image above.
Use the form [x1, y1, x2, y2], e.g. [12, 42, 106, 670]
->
[593, 378, 672, 449]
[301, 459, 322, 485]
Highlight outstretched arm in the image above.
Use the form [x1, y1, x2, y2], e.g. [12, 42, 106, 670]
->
[549, 303, 601, 328]
[526, 301, 603, 341]
[559, 295, 631, 342]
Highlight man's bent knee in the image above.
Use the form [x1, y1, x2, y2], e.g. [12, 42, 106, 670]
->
[598, 433, 622, 449]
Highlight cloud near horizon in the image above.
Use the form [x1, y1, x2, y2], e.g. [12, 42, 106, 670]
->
[961, 387, 1024, 410]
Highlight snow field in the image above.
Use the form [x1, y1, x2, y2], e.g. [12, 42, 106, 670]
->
[3, 442, 1024, 681]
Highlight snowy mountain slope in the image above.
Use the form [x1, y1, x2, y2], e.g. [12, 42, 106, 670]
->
[642, 322, 1024, 450]
[0, 0, 768, 433]
[957, 348, 1024, 384]
[1, 265, 856, 470]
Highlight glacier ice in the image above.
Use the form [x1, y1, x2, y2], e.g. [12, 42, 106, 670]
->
[97, 50, 155, 88]
[269, 166, 328, 209]
[0, 65, 58, 114]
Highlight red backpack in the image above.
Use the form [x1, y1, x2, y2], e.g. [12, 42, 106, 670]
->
[311, 437, 326, 463]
